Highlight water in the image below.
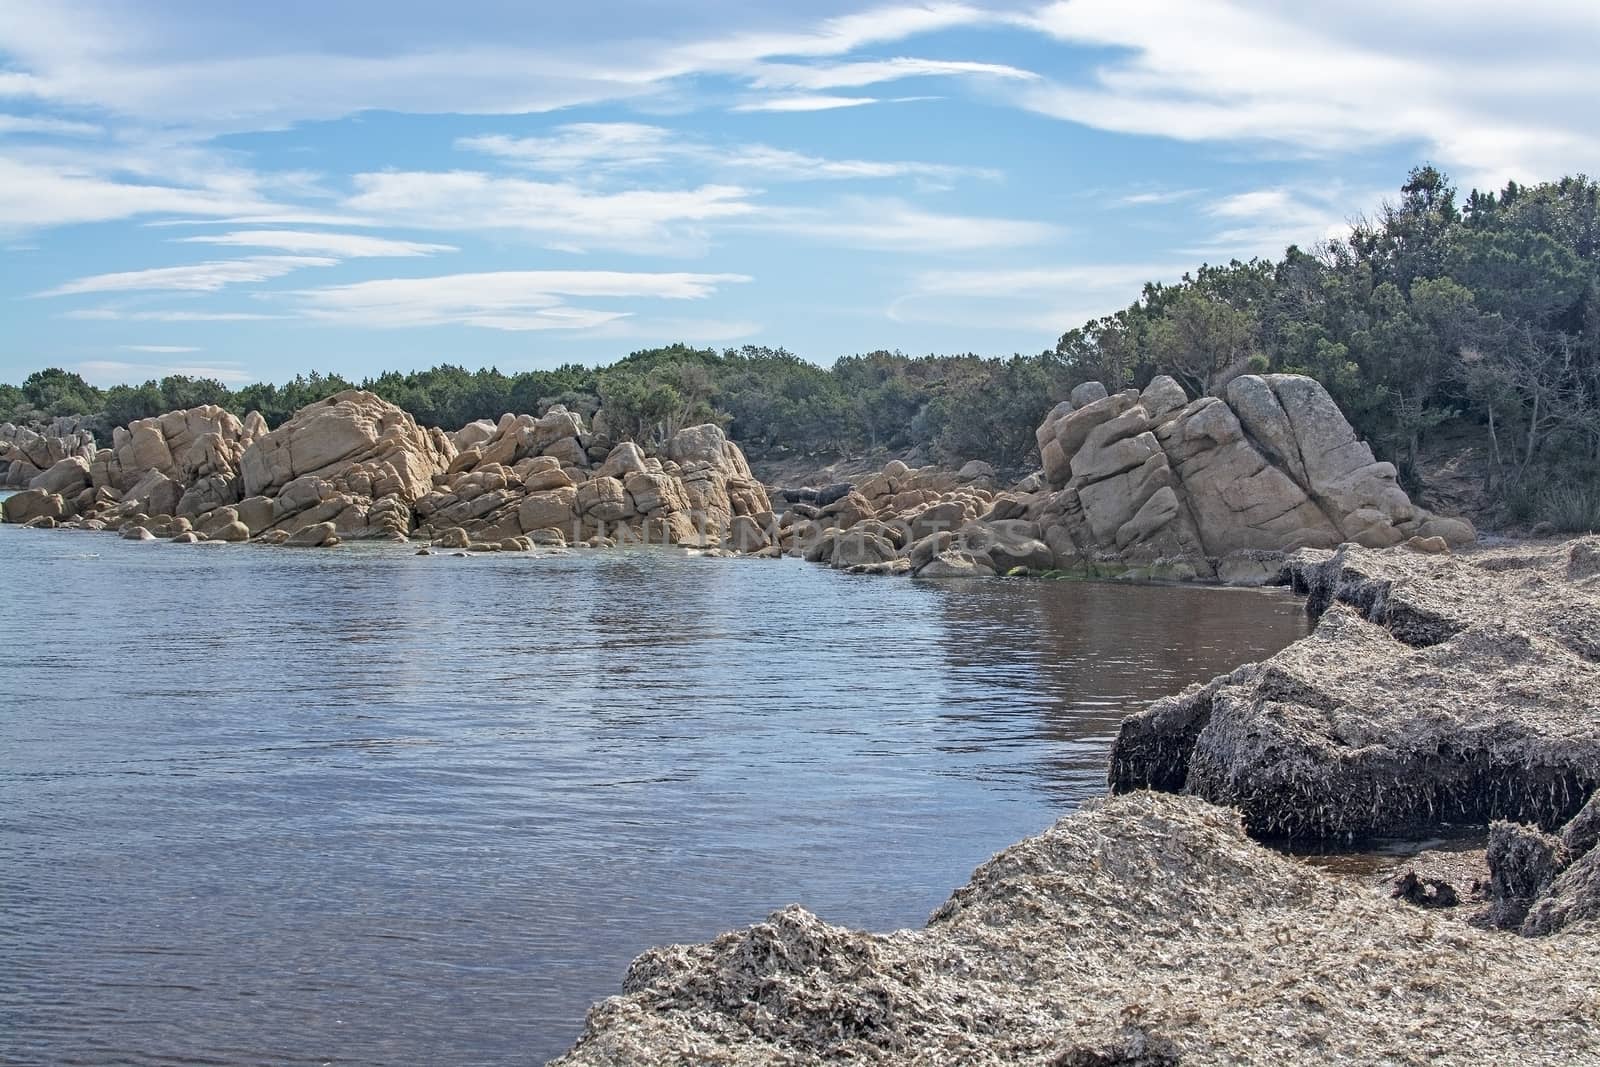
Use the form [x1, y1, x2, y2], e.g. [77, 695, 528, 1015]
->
[0, 517, 1308, 1065]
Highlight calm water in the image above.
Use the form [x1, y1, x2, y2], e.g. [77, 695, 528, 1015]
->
[0, 514, 1308, 1065]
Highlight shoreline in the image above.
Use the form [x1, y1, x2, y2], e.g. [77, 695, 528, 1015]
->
[551, 536, 1600, 1065]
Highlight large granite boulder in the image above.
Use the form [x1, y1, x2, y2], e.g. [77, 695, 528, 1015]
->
[28, 455, 91, 497]
[1034, 374, 1473, 578]
[2, 488, 66, 524]
[240, 390, 446, 503]
[91, 405, 251, 493]
[663, 424, 771, 535]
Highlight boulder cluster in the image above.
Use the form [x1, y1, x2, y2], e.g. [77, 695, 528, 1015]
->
[0, 389, 772, 552]
[3, 374, 1475, 583]
[1031, 373, 1474, 579]
[764, 372, 1473, 582]
[1, 415, 97, 487]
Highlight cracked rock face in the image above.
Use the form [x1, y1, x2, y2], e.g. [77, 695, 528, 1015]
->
[1035, 374, 1473, 576]
[553, 793, 1598, 1065]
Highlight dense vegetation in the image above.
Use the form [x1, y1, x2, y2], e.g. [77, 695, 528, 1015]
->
[4, 168, 1596, 527]
[0, 349, 1060, 472]
[1057, 168, 1600, 528]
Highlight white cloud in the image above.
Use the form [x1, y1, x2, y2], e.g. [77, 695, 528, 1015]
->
[291, 269, 752, 331]
[459, 124, 674, 173]
[147, 211, 379, 228]
[732, 95, 879, 112]
[665, 3, 993, 68]
[757, 198, 1060, 252]
[0, 3, 999, 133]
[63, 308, 286, 321]
[585, 316, 763, 343]
[889, 261, 1193, 336]
[1012, 0, 1600, 182]
[176, 229, 456, 257]
[1114, 188, 1201, 207]
[0, 157, 295, 233]
[1187, 186, 1365, 258]
[748, 57, 1037, 91]
[0, 113, 101, 136]
[343, 170, 758, 253]
[3, 0, 1596, 192]
[119, 344, 201, 353]
[459, 123, 995, 182]
[38, 256, 338, 297]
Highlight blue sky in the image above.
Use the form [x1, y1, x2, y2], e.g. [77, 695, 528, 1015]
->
[2, 1, 1597, 387]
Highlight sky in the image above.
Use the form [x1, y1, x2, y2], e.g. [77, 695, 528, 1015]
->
[2, 1, 1598, 388]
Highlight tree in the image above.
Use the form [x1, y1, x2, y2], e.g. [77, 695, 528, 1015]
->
[21, 367, 101, 417]
[1144, 288, 1258, 397]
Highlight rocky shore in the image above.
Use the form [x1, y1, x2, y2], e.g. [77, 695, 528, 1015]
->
[552, 538, 1599, 1065]
[5, 383, 1592, 1062]
[1, 374, 1478, 592]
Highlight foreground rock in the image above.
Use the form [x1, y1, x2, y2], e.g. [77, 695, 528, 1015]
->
[555, 792, 1597, 1065]
[1111, 538, 1600, 845]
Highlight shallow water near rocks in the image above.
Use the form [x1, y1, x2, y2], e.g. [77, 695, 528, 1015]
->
[1, 516, 1308, 1065]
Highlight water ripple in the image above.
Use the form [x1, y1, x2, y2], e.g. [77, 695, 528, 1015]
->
[0, 524, 1307, 1065]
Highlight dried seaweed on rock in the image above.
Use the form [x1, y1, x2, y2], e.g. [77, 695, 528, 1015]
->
[553, 793, 1599, 1066]
[1111, 539, 1600, 841]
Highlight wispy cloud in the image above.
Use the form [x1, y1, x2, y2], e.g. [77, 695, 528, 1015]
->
[343, 170, 758, 253]
[63, 308, 286, 322]
[757, 197, 1060, 252]
[1187, 185, 1364, 258]
[118, 344, 202, 353]
[890, 261, 1193, 334]
[731, 95, 879, 113]
[0, 157, 294, 233]
[1114, 188, 1202, 207]
[176, 230, 456, 257]
[459, 123, 996, 182]
[1012, 0, 1600, 182]
[748, 57, 1038, 91]
[37, 256, 338, 297]
[0, 113, 102, 136]
[291, 269, 752, 331]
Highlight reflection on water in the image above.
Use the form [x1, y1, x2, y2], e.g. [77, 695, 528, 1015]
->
[0, 524, 1307, 1064]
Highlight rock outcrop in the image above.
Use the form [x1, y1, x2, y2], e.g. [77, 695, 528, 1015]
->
[1035, 374, 1472, 579]
[1111, 539, 1600, 844]
[554, 792, 1598, 1065]
[4, 390, 771, 552]
[0, 373, 1471, 577]
[413, 415, 770, 550]
[89, 405, 255, 493]
[753, 373, 1472, 584]
[1, 416, 96, 488]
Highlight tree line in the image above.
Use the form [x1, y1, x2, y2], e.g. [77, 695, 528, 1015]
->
[1054, 167, 1599, 528]
[4, 167, 1596, 528]
[1, 346, 1064, 472]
